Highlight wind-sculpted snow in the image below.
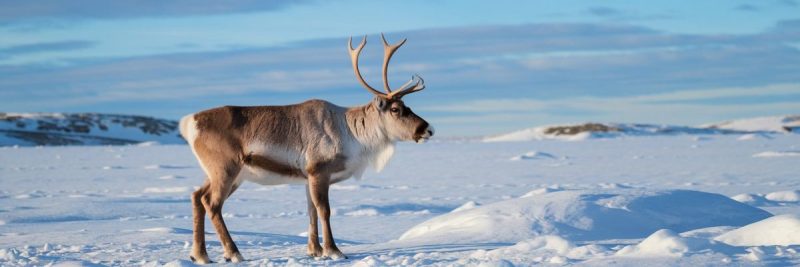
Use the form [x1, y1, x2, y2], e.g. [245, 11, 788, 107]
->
[715, 214, 800, 246]
[398, 189, 771, 244]
[0, 112, 183, 146]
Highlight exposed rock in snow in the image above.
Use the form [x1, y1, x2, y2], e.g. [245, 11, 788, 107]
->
[715, 214, 800, 246]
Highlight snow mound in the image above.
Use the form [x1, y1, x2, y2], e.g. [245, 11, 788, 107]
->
[731, 193, 771, 206]
[398, 189, 771, 244]
[753, 150, 800, 158]
[471, 235, 607, 264]
[715, 214, 800, 246]
[765, 190, 800, 202]
[616, 229, 709, 257]
[704, 115, 800, 133]
[519, 186, 564, 198]
[510, 151, 557, 160]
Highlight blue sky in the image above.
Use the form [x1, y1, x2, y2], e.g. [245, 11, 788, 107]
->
[1, 0, 799, 136]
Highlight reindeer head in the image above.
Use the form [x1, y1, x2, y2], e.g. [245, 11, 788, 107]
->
[348, 34, 434, 143]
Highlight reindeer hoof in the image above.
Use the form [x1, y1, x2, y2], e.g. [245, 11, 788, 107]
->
[307, 247, 323, 258]
[224, 252, 244, 263]
[190, 255, 212, 264]
[323, 249, 347, 260]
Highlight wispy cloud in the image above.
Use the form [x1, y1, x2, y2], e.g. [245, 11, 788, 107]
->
[778, 0, 799, 7]
[587, 7, 623, 17]
[0, 40, 94, 56]
[734, 4, 760, 12]
[0, 0, 311, 22]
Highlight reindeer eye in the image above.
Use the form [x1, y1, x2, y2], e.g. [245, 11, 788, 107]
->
[390, 107, 400, 113]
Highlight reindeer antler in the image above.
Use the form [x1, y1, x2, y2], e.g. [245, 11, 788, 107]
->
[348, 34, 425, 99]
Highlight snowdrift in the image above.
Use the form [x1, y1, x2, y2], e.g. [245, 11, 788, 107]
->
[484, 115, 798, 142]
[715, 214, 800, 246]
[0, 113, 183, 146]
[398, 189, 771, 244]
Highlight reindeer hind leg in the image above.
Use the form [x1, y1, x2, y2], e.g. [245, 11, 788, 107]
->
[190, 180, 212, 264]
[200, 163, 244, 263]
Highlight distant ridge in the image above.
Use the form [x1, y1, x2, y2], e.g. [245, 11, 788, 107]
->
[484, 115, 799, 142]
[0, 113, 184, 146]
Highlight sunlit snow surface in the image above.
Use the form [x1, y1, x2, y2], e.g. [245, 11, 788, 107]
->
[1, 134, 800, 266]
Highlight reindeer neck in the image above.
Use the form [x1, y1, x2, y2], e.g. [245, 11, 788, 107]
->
[345, 103, 390, 148]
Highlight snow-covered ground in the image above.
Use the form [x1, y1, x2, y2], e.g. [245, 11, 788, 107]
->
[1, 133, 799, 266]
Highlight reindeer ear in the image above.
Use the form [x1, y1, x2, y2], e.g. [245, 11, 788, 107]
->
[375, 97, 388, 110]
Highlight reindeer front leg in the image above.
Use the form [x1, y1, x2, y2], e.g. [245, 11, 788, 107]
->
[305, 185, 323, 257]
[307, 175, 346, 259]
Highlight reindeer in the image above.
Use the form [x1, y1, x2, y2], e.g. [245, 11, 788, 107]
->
[179, 34, 434, 263]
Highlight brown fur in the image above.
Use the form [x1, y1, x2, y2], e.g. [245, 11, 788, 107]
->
[244, 153, 305, 177]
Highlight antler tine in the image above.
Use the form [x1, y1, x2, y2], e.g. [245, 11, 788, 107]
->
[348, 35, 387, 98]
[388, 74, 425, 99]
[380, 33, 407, 94]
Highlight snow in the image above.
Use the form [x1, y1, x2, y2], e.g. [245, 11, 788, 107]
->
[704, 115, 800, 133]
[753, 150, 800, 157]
[737, 133, 772, 141]
[509, 151, 558, 160]
[765, 190, 800, 202]
[1, 133, 800, 265]
[715, 214, 800, 246]
[450, 201, 480, 213]
[616, 229, 698, 257]
[397, 189, 769, 244]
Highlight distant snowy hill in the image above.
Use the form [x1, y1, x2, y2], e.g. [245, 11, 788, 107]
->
[484, 115, 799, 142]
[703, 115, 800, 133]
[0, 113, 184, 146]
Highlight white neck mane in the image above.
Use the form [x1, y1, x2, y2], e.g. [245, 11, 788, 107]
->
[345, 104, 396, 173]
